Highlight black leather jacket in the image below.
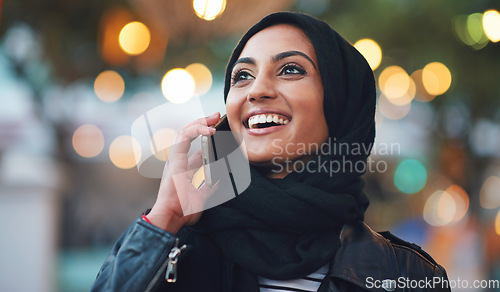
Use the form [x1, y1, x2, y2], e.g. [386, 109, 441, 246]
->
[92, 217, 450, 292]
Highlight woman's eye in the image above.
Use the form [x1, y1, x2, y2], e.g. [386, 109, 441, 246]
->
[232, 70, 254, 84]
[281, 64, 306, 75]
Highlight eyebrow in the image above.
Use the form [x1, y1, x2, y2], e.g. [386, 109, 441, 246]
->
[232, 57, 255, 67]
[272, 50, 317, 69]
[232, 50, 317, 70]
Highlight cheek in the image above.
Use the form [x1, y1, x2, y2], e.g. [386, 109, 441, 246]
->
[225, 95, 242, 131]
[292, 89, 327, 138]
[292, 89, 324, 119]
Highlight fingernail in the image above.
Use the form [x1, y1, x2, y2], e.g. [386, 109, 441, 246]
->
[209, 112, 219, 117]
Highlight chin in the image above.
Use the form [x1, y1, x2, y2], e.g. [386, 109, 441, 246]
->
[247, 153, 276, 166]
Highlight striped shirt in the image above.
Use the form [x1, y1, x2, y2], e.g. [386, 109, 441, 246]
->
[258, 264, 328, 292]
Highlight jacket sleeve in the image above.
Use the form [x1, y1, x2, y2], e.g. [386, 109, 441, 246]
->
[432, 264, 452, 292]
[91, 217, 179, 292]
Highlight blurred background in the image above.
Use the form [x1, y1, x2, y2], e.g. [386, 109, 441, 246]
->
[1, 0, 499, 291]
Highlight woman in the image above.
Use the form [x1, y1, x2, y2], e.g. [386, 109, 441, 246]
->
[92, 12, 450, 292]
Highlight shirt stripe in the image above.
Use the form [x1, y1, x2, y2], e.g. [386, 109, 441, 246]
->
[258, 264, 328, 292]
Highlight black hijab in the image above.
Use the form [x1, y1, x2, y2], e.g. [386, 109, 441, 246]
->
[190, 12, 376, 289]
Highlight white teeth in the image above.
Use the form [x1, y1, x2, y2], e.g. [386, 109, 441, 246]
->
[248, 113, 290, 129]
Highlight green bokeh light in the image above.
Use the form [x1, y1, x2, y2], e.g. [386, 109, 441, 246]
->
[394, 159, 428, 194]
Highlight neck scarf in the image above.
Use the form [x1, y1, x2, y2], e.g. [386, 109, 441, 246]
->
[191, 12, 376, 288]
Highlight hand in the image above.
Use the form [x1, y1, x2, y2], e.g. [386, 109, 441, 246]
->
[147, 112, 221, 234]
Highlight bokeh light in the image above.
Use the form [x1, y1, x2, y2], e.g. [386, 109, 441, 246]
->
[379, 66, 415, 105]
[394, 159, 427, 194]
[99, 9, 132, 65]
[467, 13, 486, 43]
[483, 9, 500, 42]
[496, 210, 500, 235]
[119, 21, 151, 55]
[391, 77, 416, 106]
[411, 70, 436, 102]
[422, 62, 452, 96]
[193, 0, 226, 21]
[72, 124, 105, 158]
[423, 190, 456, 226]
[377, 93, 411, 120]
[480, 175, 500, 209]
[150, 128, 176, 161]
[161, 68, 195, 104]
[94, 70, 125, 102]
[453, 13, 489, 49]
[354, 39, 382, 70]
[445, 184, 469, 223]
[109, 136, 141, 169]
[185, 63, 213, 96]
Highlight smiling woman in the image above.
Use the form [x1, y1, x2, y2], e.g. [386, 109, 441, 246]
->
[92, 12, 451, 292]
[226, 24, 327, 176]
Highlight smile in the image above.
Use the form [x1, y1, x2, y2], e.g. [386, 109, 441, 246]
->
[246, 113, 290, 129]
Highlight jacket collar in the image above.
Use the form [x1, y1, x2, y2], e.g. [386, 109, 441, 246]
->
[326, 221, 400, 291]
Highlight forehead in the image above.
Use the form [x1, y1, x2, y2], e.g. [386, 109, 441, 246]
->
[239, 24, 316, 60]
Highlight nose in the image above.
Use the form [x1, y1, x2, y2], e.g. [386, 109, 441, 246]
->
[246, 73, 277, 102]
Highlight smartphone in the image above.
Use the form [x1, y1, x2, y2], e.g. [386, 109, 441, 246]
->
[201, 114, 227, 187]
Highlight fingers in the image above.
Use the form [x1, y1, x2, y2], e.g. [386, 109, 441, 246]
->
[165, 113, 219, 176]
[170, 113, 219, 155]
[187, 150, 203, 173]
[168, 126, 214, 173]
[175, 125, 216, 145]
[184, 112, 221, 128]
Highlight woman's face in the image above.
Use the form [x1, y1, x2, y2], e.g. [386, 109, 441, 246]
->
[226, 24, 328, 177]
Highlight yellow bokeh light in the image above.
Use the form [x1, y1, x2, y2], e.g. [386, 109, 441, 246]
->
[185, 63, 213, 96]
[496, 210, 500, 235]
[193, 0, 226, 21]
[109, 136, 141, 169]
[119, 22, 151, 55]
[94, 70, 125, 102]
[411, 70, 436, 102]
[150, 128, 176, 161]
[480, 175, 500, 209]
[161, 68, 196, 104]
[354, 39, 382, 70]
[389, 76, 416, 106]
[483, 10, 500, 42]
[72, 124, 105, 158]
[422, 62, 452, 96]
[385, 73, 410, 99]
[424, 186, 469, 226]
[99, 9, 132, 65]
[424, 190, 456, 226]
[378, 66, 415, 105]
[445, 185, 469, 223]
[437, 192, 456, 224]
